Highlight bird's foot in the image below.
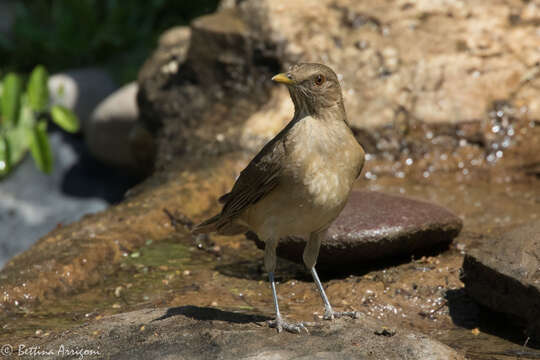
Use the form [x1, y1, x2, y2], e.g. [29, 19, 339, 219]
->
[268, 317, 309, 334]
[323, 308, 360, 320]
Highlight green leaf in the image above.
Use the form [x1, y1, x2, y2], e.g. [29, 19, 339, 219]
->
[27, 65, 49, 112]
[2, 125, 30, 177]
[50, 105, 80, 133]
[27, 120, 53, 174]
[1, 73, 22, 126]
[0, 136, 10, 177]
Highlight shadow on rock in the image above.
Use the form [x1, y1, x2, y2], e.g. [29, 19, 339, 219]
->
[214, 258, 308, 282]
[58, 130, 142, 203]
[153, 305, 270, 324]
[446, 289, 540, 350]
[215, 244, 452, 284]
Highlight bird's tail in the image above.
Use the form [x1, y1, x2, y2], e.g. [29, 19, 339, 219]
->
[192, 214, 221, 235]
[192, 214, 249, 236]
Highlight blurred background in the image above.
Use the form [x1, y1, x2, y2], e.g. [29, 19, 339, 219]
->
[0, 0, 220, 266]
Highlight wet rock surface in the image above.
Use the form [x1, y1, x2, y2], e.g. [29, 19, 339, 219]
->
[2, 174, 540, 359]
[250, 190, 462, 270]
[462, 221, 540, 341]
[34, 307, 463, 360]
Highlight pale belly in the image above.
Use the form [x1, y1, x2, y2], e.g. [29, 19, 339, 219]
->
[243, 161, 353, 241]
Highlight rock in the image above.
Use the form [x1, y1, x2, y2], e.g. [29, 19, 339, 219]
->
[86, 82, 150, 171]
[461, 221, 540, 341]
[48, 68, 117, 132]
[137, 0, 540, 174]
[0, 154, 239, 306]
[35, 306, 464, 360]
[137, 26, 191, 133]
[137, 9, 283, 169]
[249, 190, 462, 270]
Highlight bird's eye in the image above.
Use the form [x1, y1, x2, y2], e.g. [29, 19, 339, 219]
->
[314, 74, 325, 86]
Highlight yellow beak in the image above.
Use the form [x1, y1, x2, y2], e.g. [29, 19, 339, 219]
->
[271, 73, 295, 85]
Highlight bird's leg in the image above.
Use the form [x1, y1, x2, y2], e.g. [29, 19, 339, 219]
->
[304, 232, 359, 320]
[264, 238, 308, 334]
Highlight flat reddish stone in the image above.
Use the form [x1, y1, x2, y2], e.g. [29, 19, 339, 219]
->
[249, 190, 462, 269]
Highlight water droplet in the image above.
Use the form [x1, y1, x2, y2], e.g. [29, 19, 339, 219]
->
[496, 150, 503, 158]
[405, 158, 413, 166]
[492, 125, 501, 133]
[423, 171, 430, 178]
[365, 171, 377, 180]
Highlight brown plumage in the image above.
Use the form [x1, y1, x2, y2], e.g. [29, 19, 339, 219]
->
[193, 63, 365, 333]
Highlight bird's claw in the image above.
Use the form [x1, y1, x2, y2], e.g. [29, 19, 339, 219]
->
[268, 318, 309, 334]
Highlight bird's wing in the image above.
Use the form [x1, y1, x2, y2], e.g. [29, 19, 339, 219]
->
[219, 133, 286, 220]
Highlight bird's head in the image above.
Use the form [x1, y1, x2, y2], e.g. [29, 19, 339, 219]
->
[272, 63, 344, 119]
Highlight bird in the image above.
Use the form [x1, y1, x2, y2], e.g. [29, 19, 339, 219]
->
[192, 63, 365, 333]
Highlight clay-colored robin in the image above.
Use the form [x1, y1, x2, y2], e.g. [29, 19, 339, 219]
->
[193, 63, 365, 333]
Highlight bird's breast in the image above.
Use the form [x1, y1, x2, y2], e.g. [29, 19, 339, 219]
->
[285, 117, 361, 209]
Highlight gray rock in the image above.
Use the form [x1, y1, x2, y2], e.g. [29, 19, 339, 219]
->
[48, 68, 117, 133]
[249, 190, 462, 270]
[461, 221, 540, 341]
[86, 82, 143, 170]
[36, 306, 464, 360]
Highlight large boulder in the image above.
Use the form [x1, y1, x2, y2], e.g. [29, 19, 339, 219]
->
[86, 82, 154, 172]
[137, 9, 283, 170]
[33, 306, 464, 360]
[138, 0, 540, 173]
[461, 221, 540, 341]
[249, 190, 462, 270]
